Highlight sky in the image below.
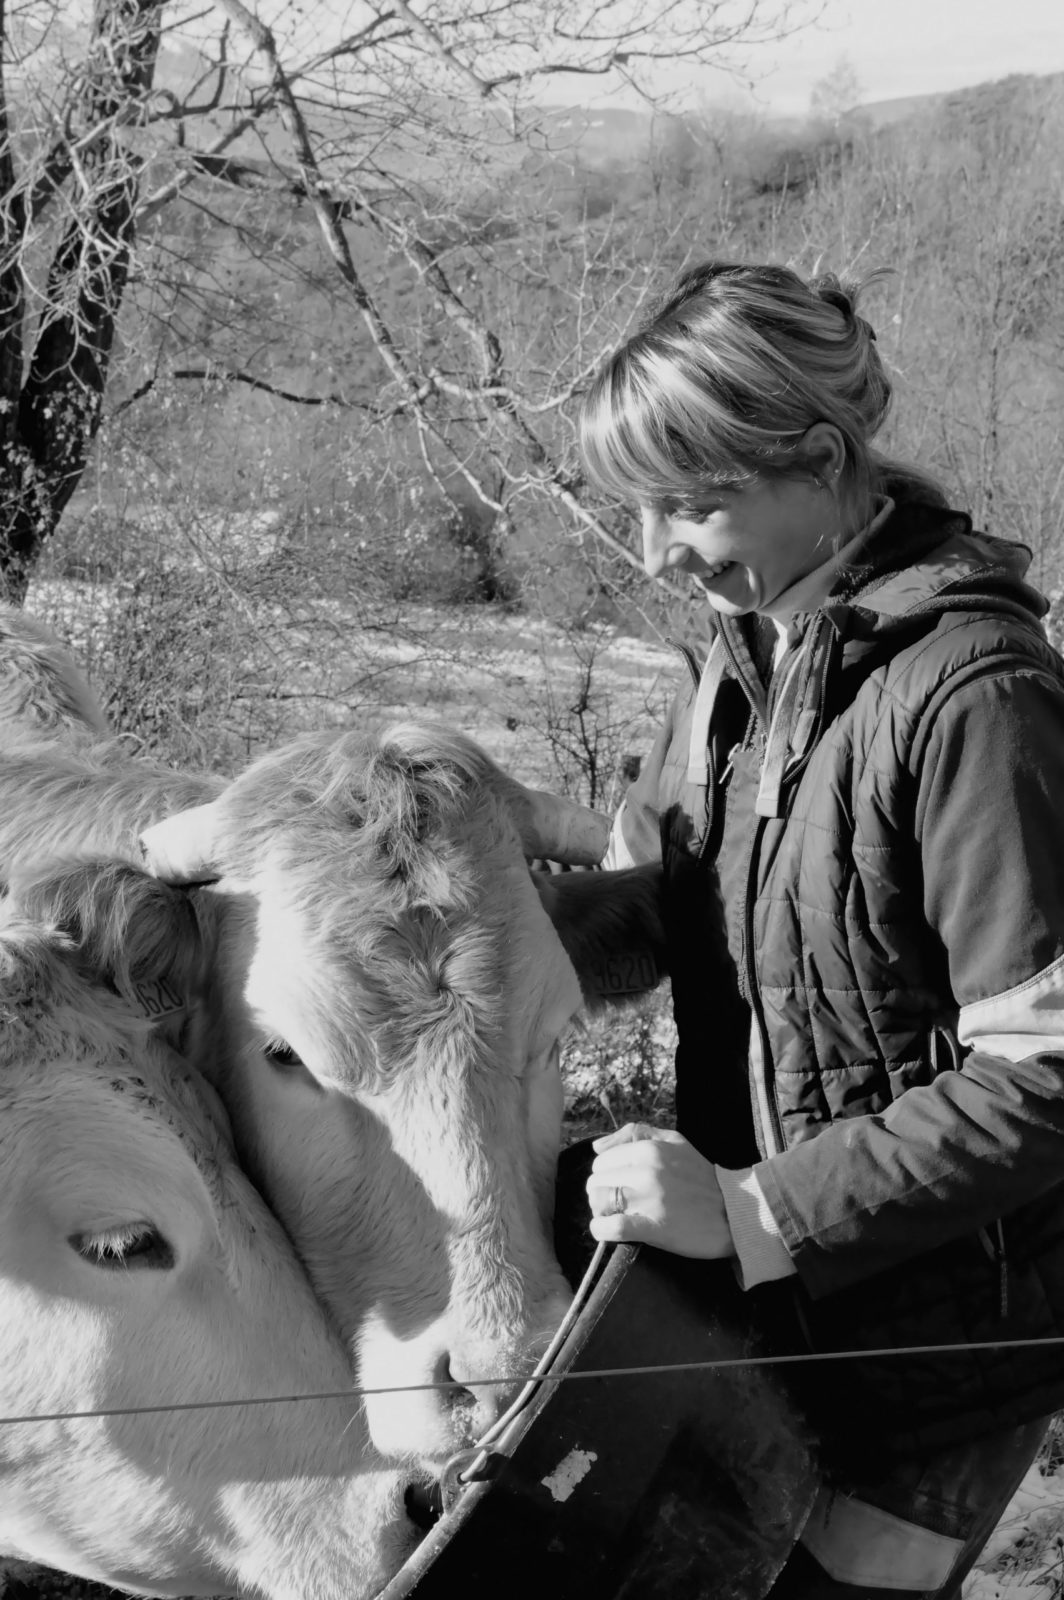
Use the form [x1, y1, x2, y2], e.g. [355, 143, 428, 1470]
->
[704, 0, 1064, 118]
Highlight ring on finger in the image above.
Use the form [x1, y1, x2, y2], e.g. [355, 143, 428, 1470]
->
[601, 1185, 627, 1218]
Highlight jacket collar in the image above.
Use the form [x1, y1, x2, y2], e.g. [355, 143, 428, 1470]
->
[716, 500, 1045, 710]
[706, 500, 1046, 819]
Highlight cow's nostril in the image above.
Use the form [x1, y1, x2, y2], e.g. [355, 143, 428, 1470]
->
[435, 1351, 476, 1413]
[436, 1352, 506, 1438]
[404, 1479, 444, 1530]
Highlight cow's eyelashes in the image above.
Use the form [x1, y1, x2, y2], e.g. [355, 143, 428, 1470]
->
[70, 1222, 175, 1272]
[264, 1039, 305, 1071]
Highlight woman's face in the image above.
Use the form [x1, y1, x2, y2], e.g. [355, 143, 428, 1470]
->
[639, 473, 842, 618]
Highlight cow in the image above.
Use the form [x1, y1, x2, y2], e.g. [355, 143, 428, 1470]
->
[0, 859, 419, 1599]
[0, 607, 666, 1467]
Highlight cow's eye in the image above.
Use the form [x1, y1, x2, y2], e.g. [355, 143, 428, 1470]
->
[70, 1223, 175, 1272]
[264, 1039, 304, 1071]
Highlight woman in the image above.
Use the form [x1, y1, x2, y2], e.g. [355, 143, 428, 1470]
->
[578, 260, 1064, 1598]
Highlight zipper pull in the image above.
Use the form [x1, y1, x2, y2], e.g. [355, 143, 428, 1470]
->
[977, 1222, 1009, 1318]
[718, 741, 742, 787]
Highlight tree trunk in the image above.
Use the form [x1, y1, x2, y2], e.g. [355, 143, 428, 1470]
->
[0, 0, 164, 601]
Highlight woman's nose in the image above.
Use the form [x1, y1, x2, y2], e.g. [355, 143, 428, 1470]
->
[640, 508, 685, 579]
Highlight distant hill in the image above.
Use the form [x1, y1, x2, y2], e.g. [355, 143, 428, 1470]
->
[855, 89, 949, 127]
[543, 67, 1064, 168]
[537, 106, 684, 167]
[855, 68, 1064, 127]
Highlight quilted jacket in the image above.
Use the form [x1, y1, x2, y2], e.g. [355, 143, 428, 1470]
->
[613, 500, 1064, 1467]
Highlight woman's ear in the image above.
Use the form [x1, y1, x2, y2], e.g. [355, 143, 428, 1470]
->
[800, 421, 847, 485]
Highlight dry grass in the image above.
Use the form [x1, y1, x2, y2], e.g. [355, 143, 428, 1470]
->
[966, 1417, 1064, 1597]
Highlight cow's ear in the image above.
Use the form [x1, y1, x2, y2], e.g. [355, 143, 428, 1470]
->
[534, 862, 669, 1009]
[499, 777, 611, 867]
[140, 801, 225, 885]
[9, 861, 207, 1012]
[0, 922, 38, 1005]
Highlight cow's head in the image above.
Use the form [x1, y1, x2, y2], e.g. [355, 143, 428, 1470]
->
[141, 723, 618, 1463]
[0, 861, 416, 1598]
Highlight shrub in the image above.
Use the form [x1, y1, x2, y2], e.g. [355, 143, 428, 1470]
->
[562, 996, 677, 1144]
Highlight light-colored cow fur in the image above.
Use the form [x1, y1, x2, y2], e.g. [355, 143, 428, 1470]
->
[0, 607, 666, 1594]
[0, 611, 583, 1463]
[0, 609, 111, 737]
[0, 863, 416, 1599]
[166, 723, 583, 1457]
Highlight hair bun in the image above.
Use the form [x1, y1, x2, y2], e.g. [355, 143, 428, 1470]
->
[812, 275, 878, 342]
[815, 281, 855, 320]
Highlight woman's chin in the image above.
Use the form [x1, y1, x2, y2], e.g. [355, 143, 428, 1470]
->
[696, 565, 757, 616]
[700, 581, 757, 617]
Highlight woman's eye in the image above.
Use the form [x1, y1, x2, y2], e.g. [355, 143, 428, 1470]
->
[668, 503, 716, 526]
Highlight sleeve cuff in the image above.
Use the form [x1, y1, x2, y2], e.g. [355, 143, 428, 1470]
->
[602, 800, 636, 870]
[716, 1165, 797, 1289]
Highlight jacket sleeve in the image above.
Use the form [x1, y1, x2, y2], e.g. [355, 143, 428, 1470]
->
[755, 663, 1064, 1299]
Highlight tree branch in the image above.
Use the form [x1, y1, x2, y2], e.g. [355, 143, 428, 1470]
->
[213, 0, 432, 411]
[111, 364, 381, 415]
[388, 0, 494, 98]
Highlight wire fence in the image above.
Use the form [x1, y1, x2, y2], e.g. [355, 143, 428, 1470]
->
[8, 1333, 1064, 1427]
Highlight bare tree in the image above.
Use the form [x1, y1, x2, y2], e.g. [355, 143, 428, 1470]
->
[767, 72, 1064, 594]
[0, 0, 167, 599]
[0, 0, 816, 601]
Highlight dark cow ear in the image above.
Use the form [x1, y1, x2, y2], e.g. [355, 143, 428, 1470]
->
[534, 861, 669, 1008]
[9, 861, 207, 1010]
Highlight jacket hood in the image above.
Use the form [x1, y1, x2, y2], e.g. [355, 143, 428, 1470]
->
[823, 502, 1048, 641]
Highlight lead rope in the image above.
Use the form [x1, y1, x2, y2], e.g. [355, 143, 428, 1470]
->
[438, 1241, 609, 1507]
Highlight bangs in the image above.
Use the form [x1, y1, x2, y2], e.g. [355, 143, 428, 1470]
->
[580, 344, 753, 507]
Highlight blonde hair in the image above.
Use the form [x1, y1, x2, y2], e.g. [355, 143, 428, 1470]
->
[580, 261, 947, 533]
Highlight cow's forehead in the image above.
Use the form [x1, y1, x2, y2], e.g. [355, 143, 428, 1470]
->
[235, 838, 582, 1094]
[1, 1001, 230, 1192]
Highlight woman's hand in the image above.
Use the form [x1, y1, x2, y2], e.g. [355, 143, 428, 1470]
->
[586, 1122, 737, 1259]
